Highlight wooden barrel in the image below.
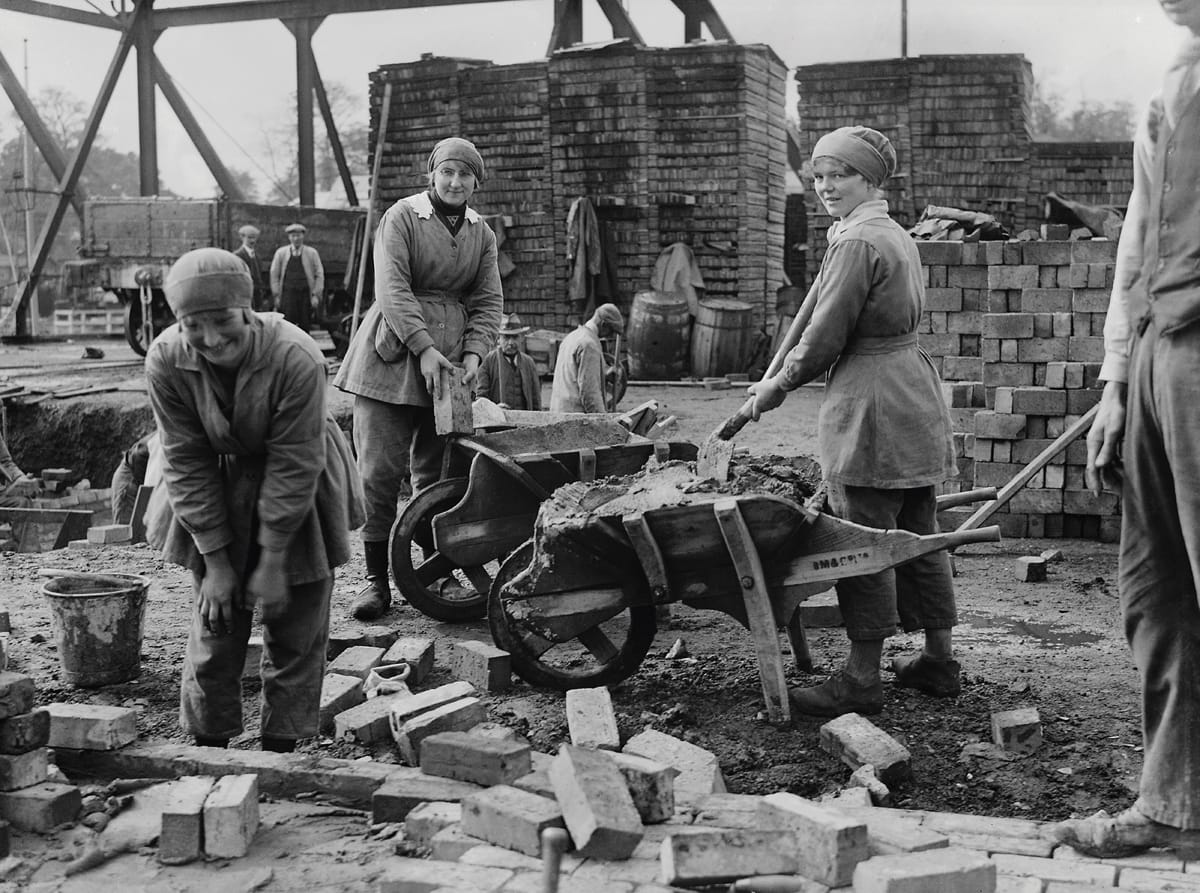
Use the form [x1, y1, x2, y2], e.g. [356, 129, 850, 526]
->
[626, 290, 691, 380]
[690, 298, 754, 378]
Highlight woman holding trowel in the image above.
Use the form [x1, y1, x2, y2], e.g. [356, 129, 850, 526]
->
[744, 125, 959, 719]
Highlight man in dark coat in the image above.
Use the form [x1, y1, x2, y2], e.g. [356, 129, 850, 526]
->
[474, 313, 542, 411]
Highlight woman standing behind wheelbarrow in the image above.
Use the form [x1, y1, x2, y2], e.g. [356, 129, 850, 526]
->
[334, 137, 503, 621]
[746, 125, 960, 718]
[144, 247, 363, 751]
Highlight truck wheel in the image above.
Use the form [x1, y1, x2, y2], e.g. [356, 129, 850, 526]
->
[124, 301, 148, 357]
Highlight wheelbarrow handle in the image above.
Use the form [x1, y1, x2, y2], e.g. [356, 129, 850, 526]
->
[939, 524, 1002, 549]
[935, 487, 999, 510]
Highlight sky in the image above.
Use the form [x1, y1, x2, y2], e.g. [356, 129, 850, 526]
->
[0, 0, 1185, 199]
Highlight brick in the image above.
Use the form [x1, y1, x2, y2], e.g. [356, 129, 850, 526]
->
[46, 703, 137, 751]
[819, 714, 911, 787]
[1040, 224, 1071, 241]
[448, 640, 511, 692]
[459, 784, 565, 857]
[988, 266, 1037, 290]
[1017, 288, 1071, 312]
[987, 290, 1012, 313]
[609, 751, 675, 824]
[798, 587, 842, 628]
[0, 709, 50, 755]
[974, 412, 1027, 441]
[829, 804, 949, 856]
[420, 731, 531, 787]
[0, 781, 80, 831]
[942, 356, 984, 381]
[947, 311, 983, 335]
[1021, 242, 1071, 265]
[0, 748, 47, 791]
[983, 312, 1035, 339]
[992, 388, 1014, 413]
[373, 774, 484, 823]
[853, 846, 996, 892]
[429, 824, 488, 861]
[948, 831, 1052, 858]
[981, 241, 1005, 265]
[991, 707, 1042, 754]
[1068, 336, 1105, 362]
[917, 242, 963, 265]
[1038, 265, 1058, 288]
[1017, 337, 1069, 363]
[0, 673, 35, 720]
[394, 697, 488, 765]
[512, 768, 554, 799]
[983, 363, 1035, 388]
[1071, 240, 1118, 263]
[241, 635, 264, 680]
[326, 645, 386, 680]
[1063, 490, 1120, 515]
[382, 637, 435, 684]
[1000, 339, 1019, 362]
[159, 776, 215, 865]
[948, 266, 987, 289]
[376, 857, 514, 893]
[549, 744, 641, 860]
[203, 773, 259, 858]
[318, 673, 364, 733]
[357, 625, 400, 650]
[923, 288, 963, 312]
[1009, 490, 1064, 514]
[1072, 288, 1110, 313]
[335, 690, 417, 744]
[991, 853, 1116, 885]
[918, 334, 960, 357]
[757, 792, 869, 887]
[690, 792, 767, 829]
[565, 687, 620, 750]
[404, 801, 462, 848]
[660, 829, 799, 886]
[622, 729, 725, 795]
[86, 524, 132, 544]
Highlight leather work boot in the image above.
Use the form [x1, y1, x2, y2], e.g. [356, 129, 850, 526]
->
[350, 540, 392, 621]
[788, 672, 884, 718]
[1052, 807, 1200, 859]
[890, 653, 962, 697]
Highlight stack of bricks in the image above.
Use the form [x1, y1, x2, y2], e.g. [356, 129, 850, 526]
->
[794, 54, 1134, 286]
[0, 675, 82, 834]
[368, 43, 786, 333]
[915, 238, 1118, 540]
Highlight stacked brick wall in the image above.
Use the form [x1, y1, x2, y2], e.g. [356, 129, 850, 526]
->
[917, 239, 1119, 541]
[369, 44, 787, 333]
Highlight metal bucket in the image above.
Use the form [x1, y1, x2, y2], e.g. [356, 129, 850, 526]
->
[42, 573, 149, 687]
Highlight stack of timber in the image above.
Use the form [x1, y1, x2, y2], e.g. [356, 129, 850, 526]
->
[368, 43, 787, 334]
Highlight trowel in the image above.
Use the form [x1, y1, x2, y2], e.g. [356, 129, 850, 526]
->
[696, 282, 819, 481]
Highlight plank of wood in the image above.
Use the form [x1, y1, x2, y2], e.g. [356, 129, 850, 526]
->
[957, 404, 1100, 532]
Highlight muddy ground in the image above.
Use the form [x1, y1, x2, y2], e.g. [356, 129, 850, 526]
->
[0, 337, 1139, 872]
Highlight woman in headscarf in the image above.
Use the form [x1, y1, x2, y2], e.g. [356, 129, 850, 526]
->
[334, 136, 503, 621]
[144, 247, 363, 751]
[746, 125, 959, 718]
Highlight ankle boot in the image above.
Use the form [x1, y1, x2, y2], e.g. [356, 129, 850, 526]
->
[351, 540, 392, 621]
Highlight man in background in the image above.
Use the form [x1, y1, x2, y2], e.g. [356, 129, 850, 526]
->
[550, 303, 623, 414]
[232, 224, 270, 311]
[270, 223, 325, 332]
[475, 312, 541, 411]
[0, 433, 37, 508]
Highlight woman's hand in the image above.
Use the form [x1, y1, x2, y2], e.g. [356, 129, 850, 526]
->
[461, 352, 481, 387]
[1086, 380, 1127, 496]
[247, 549, 289, 623]
[419, 346, 454, 398]
[198, 551, 239, 635]
[746, 377, 788, 421]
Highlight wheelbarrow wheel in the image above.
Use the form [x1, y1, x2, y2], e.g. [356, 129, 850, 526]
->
[488, 540, 658, 691]
[389, 477, 492, 623]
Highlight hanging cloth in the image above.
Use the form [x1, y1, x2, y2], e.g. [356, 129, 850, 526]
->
[651, 242, 706, 317]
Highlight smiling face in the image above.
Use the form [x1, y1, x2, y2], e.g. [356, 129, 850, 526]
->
[812, 157, 876, 220]
[1161, 0, 1200, 32]
[432, 160, 477, 207]
[180, 308, 252, 369]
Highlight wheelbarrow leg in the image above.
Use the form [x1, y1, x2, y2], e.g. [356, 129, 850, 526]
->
[784, 610, 814, 674]
[713, 498, 790, 726]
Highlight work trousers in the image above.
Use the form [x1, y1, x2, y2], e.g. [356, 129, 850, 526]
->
[278, 286, 312, 333]
[1122, 320, 1200, 829]
[826, 483, 957, 641]
[353, 395, 445, 542]
[180, 573, 332, 742]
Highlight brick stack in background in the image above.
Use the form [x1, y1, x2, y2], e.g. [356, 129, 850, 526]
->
[1028, 142, 1134, 230]
[367, 44, 787, 334]
[918, 239, 1117, 541]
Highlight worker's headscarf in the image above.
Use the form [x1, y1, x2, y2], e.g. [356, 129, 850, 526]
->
[427, 137, 485, 182]
[164, 247, 253, 318]
[811, 126, 897, 186]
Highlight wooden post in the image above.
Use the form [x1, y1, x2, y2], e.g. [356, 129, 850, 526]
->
[350, 80, 392, 343]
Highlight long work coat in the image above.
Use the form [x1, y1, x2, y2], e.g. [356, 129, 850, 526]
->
[144, 313, 363, 586]
[777, 200, 956, 488]
[333, 191, 503, 406]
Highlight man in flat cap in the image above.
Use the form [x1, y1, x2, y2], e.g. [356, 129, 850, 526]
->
[233, 224, 270, 311]
[475, 312, 542, 411]
[550, 302, 623, 413]
[270, 222, 325, 332]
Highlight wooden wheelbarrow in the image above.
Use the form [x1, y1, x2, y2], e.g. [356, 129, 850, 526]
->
[387, 416, 697, 622]
[487, 465, 1000, 724]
